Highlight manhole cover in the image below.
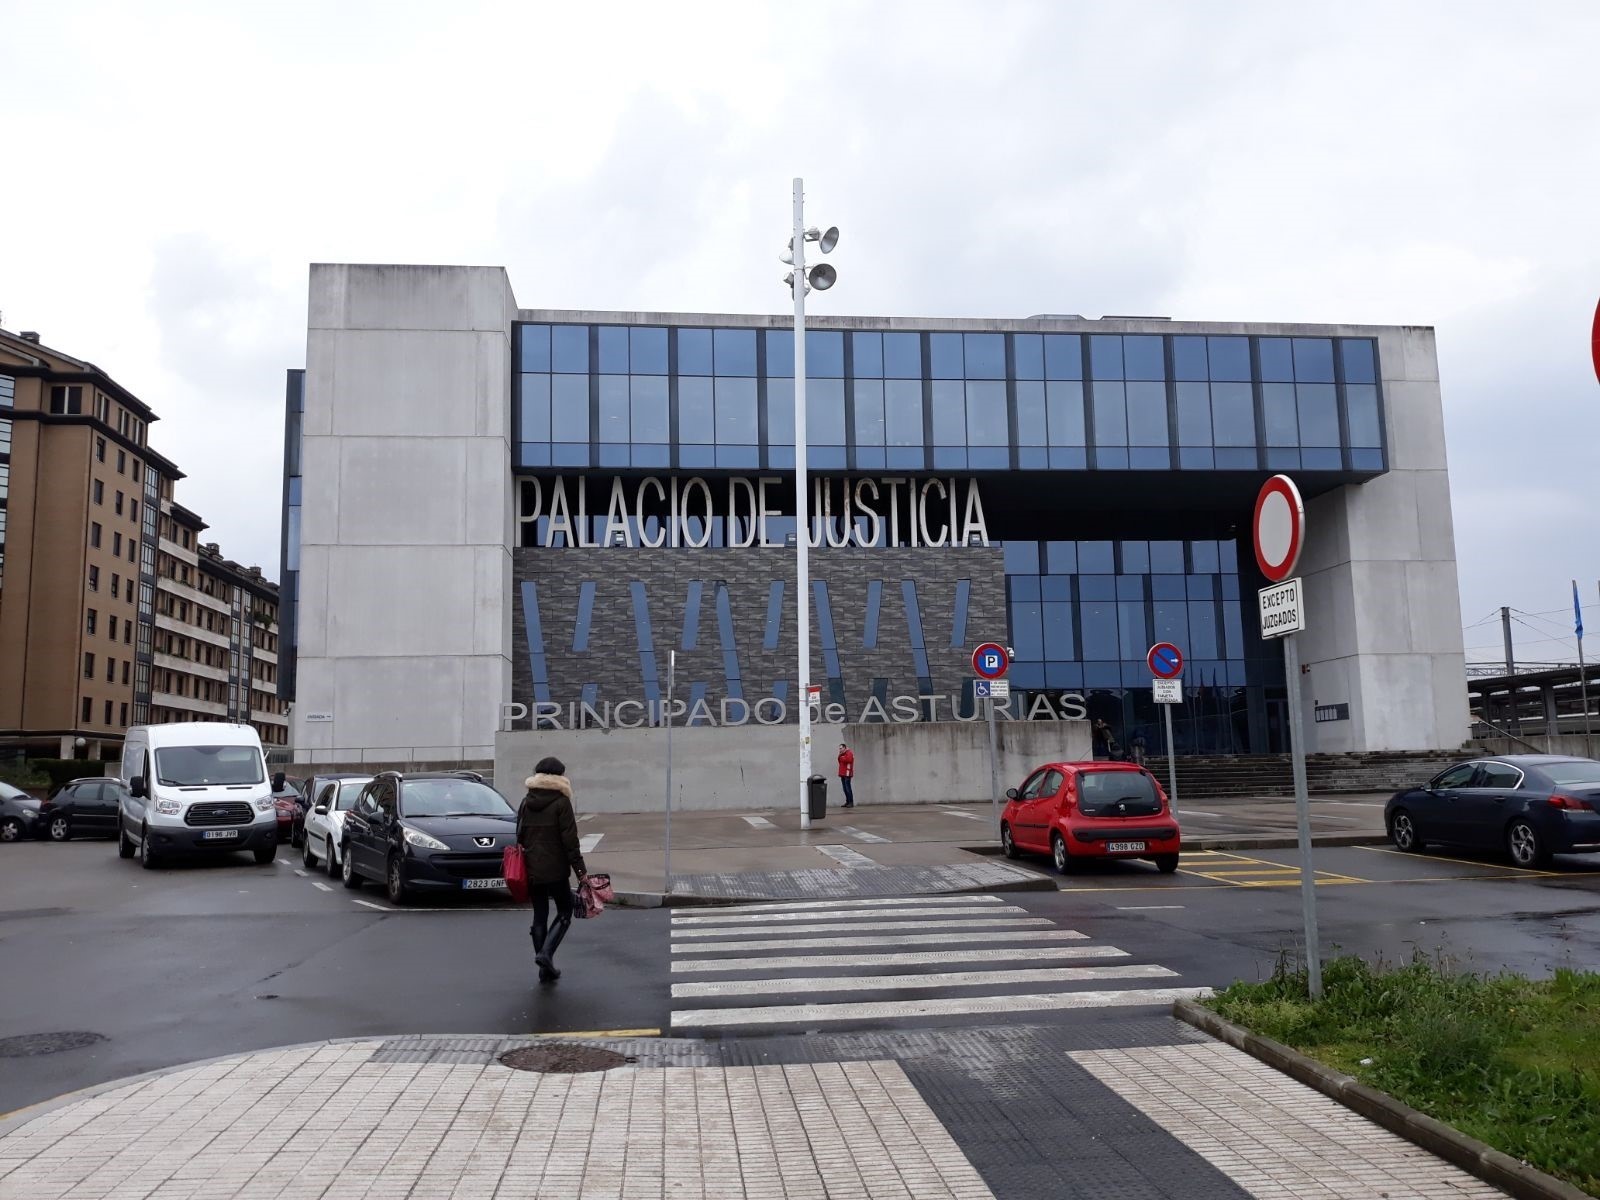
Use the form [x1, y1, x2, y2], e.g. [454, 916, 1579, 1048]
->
[0, 1031, 107, 1057]
[498, 1044, 634, 1074]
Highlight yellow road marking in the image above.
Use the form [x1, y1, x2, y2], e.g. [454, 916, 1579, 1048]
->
[533, 1028, 661, 1038]
[1354, 845, 1559, 876]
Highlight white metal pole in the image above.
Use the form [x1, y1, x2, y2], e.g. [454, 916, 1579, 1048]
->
[985, 696, 1002, 836]
[664, 650, 675, 893]
[1283, 632, 1322, 997]
[1577, 580, 1592, 739]
[792, 177, 813, 829]
[1163, 703, 1178, 810]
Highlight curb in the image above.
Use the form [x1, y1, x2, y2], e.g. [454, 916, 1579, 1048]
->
[1172, 999, 1594, 1200]
[963, 833, 1387, 857]
[617, 872, 1056, 909]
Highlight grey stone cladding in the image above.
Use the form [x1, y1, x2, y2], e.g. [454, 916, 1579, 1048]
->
[511, 546, 1006, 721]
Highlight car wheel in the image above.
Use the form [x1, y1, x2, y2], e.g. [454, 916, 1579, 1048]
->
[0, 817, 22, 843]
[326, 839, 342, 880]
[1389, 808, 1424, 853]
[341, 844, 363, 889]
[118, 820, 135, 859]
[302, 836, 317, 870]
[1506, 819, 1549, 869]
[385, 856, 409, 906]
[48, 815, 71, 842]
[1051, 832, 1076, 874]
[254, 841, 277, 866]
[139, 825, 161, 870]
[1154, 854, 1180, 874]
[1000, 823, 1020, 860]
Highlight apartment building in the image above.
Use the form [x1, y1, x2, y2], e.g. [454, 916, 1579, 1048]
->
[0, 326, 287, 759]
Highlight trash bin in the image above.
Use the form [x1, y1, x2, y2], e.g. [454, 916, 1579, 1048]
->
[807, 774, 828, 821]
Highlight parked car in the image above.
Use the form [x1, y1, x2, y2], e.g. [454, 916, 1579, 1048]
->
[1001, 761, 1181, 873]
[270, 773, 306, 845]
[118, 722, 279, 867]
[40, 777, 131, 841]
[0, 782, 44, 843]
[1385, 755, 1600, 868]
[339, 771, 515, 904]
[301, 773, 374, 876]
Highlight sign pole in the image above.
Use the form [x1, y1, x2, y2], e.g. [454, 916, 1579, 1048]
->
[664, 650, 675, 895]
[986, 695, 1002, 836]
[1283, 631, 1321, 996]
[1163, 703, 1178, 809]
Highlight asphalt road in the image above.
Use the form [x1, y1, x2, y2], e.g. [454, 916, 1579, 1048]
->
[2, 833, 1598, 1117]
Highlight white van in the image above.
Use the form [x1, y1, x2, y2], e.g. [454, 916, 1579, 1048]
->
[117, 723, 279, 867]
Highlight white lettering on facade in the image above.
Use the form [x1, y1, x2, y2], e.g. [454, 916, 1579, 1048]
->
[507, 692, 1090, 731]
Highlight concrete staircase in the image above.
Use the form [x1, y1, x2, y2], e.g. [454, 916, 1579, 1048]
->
[1167, 751, 1467, 800]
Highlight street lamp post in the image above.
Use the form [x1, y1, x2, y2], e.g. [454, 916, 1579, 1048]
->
[784, 178, 838, 830]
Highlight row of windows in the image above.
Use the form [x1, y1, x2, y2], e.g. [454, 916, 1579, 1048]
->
[80, 697, 129, 728]
[84, 608, 135, 646]
[47, 385, 148, 444]
[83, 653, 132, 686]
[94, 437, 145, 483]
[520, 325, 1379, 385]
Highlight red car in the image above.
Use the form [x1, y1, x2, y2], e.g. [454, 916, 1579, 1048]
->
[1000, 761, 1181, 874]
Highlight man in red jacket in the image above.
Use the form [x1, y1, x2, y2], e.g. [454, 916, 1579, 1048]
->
[837, 743, 856, 808]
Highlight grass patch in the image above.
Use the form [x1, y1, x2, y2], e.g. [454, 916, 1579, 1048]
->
[1208, 953, 1600, 1194]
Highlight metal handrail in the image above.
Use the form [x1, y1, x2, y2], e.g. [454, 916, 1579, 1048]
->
[1469, 718, 1546, 755]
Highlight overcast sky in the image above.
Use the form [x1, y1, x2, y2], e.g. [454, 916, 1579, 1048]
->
[4, 0, 1597, 667]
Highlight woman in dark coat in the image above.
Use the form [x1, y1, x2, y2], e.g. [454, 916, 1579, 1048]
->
[515, 756, 587, 983]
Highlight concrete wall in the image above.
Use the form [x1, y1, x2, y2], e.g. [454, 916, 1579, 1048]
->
[495, 717, 1092, 813]
[1298, 326, 1470, 753]
[1476, 734, 1600, 759]
[292, 265, 518, 763]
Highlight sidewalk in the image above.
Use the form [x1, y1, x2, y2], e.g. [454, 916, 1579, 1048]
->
[582, 795, 1390, 903]
[0, 1027, 1505, 1199]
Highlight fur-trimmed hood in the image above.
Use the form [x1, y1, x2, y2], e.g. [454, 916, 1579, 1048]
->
[524, 773, 572, 799]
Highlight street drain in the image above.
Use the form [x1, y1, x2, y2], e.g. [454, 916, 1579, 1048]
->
[0, 1031, 107, 1057]
[498, 1044, 634, 1074]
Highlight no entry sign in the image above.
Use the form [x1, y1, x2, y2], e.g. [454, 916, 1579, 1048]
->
[1253, 474, 1305, 583]
[1147, 642, 1183, 679]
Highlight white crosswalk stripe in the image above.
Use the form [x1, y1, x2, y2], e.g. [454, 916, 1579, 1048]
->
[835, 825, 890, 843]
[579, 833, 603, 853]
[669, 892, 1208, 1031]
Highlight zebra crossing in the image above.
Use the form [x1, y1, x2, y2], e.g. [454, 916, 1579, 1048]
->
[669, 893, 1208, 1031]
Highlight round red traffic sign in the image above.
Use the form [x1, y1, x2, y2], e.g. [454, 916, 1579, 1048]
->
[1147, 642, 1183, 679]
[972, 642, 1010, 680]
[1252, 474, 1305, 583]
[1592, 295, 1600, 387]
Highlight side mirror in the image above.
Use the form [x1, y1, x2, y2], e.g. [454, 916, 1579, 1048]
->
[1004, 788, 1019, 801]
[130, 776, 147, 799]
[315, 804, 329, 815]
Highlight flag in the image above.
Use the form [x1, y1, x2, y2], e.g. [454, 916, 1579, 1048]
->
[1577, 580, 1586, 642]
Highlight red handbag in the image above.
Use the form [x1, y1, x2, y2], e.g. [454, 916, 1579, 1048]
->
[502, 845, 529, 904]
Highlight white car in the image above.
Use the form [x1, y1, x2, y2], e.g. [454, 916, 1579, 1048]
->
[301, 774, 373, 877]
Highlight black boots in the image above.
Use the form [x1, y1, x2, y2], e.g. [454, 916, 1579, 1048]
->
[530, 915, 571, 983]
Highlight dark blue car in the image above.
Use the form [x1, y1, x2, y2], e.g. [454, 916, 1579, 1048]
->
[1385, 755, 1600, 868]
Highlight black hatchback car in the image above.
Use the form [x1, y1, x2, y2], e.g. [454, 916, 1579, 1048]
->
[1, 782, 43, 843]
[1386, 755, 1600, 868]
[339, 771, 518, 904]
[40, 777, 133, 841]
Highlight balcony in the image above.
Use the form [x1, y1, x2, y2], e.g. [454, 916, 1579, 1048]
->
[157, 573, 232, 617]
[155, 611, 233, 651]
[154, 651, 230, 685]
[151, 692, 227, 718]
[158, 536, 198, 567]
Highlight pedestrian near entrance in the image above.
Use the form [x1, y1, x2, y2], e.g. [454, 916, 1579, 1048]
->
[837, 743, 856, 807]
[1093, 719, 1123, 762]
[516, 756, 587, 984]
[1130, 732, 1148, 766]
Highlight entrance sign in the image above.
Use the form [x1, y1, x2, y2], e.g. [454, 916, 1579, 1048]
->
[1152, 679, 1181, 704]
[1252, 474, 1305, 583]
[1258, 578, 1305, 638]
[972, 643, 1010, 680]
[1147, 643, 1183, 679]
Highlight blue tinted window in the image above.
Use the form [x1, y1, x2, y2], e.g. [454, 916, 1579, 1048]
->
[766, 378, 794, 445]
[1211, 382, 1255, 446]
[1046, 541, 1077, 573]
[598, 375, 628, 443]
[884, 380, 923, 446]
[1347, 384, 1382, 447]
[1150, 540, 1184, 573]
[678, 328, 713, 375]
[1219, 539, 1239, 572]
[763, 582, 784, 650]
[1293, 338, 1335, 383]
[1301, 448, 1341, 470]
[1043, 602, 1074, 659]
[1175, 382, 1211, 445]
[715, 583, 743, 698]
[806, 330, 844, 377]
[951, 579, 971, 647]
[520, 325, 551, 372]
[931, 380, 964, 444]
[598, 327, 629, 373]
[628, 583, 659, 705]
[1351, 448, 1384, 471]
[1079, 540, 1115, 572]
[1090, 335, 1123, 379]
[552, 325, 589, 373]
[863, 580, 882, 649]
[1152, 574, 1187, 601]
[1121, 540, 1149, 573]
[714, 329, 757, 376]
[1078, 574, 1115, 602]
[807, 379, 846, 444]
[1045, 334, 1083, 380]
[1188, 601, 1219, 657]
[679, 377, 714, 443]
[631, 328, 668, 374]
[1152, 600, 1188, 647]
[631, 377, 669, 442]
[765, 329, 794, 377]
[1042, 574, 1071, 601]
[1046, 382, 1085, 445]
[1118, 602, 1149, 658]
[1341, 338, 1376, 384]
[1297, 384, 1339, 446]
[1080, 601, 1117, 659]
[1262, 383, 1298, 445]
[883, 332, 921, 378]
[929, 333, 963, 378]
[1092, 383, 1126, 444]
[1126, 382, 1168, 446]
[1014, 334, 1043, 380]
[716, 378, 758, 444]
[853, 381, 885, 446]
[964, 333, 1004, 379]
[1259, 338, 1294, 382]
[520, 375, 551, 441]
[680, 580, 702, 650]
[551, 376, 589, 442]
[1010, 601, 1043, 661]
[1016, 381, 1046, 446]
[1003, 540, 1039, 573]
[1192, 540, 1220, 573]
[1172, 336, 1207, 381]
[1011, 575, 1040, 602]
[520, 582, 550, 702]
[852, 332, 883, 377]
[902, 581, 931, 679]
[965, 381, 1007, 446]
[1124, 335, 1164, 381]
[1208, 337, 1251, 381]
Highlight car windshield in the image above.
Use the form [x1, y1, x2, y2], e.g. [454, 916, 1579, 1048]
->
[1544, 761, 1600, 788]
[399, 779, 514, 819]
[1077, 770, 1162, 817]
[336, 781, 370, 811]
[154, 746, 265, 787]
